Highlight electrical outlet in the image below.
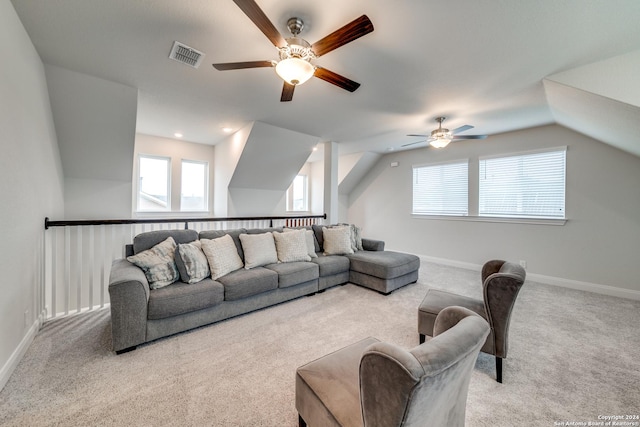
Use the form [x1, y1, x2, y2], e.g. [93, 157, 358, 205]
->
[519, 260, 527, 269]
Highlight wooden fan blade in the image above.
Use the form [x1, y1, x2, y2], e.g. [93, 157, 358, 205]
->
[213, 60, 273, 70]
[311, 15, 374, 57]
[407, 134, 429, 137]
[452, 135, 488, 140]
[233, 0, 286, 48]
[281, 82, 295, 102]
[314, 67, 360, 92]
[451, 124, 474, 134]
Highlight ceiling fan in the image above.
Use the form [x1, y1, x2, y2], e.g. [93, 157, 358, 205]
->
[212, 0, 374, 102]
[403, 117, 488, 149]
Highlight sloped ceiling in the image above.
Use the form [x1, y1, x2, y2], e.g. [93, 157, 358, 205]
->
[10, 0, 640, 157]
[544, 51, 640, 158]
[228, 121, 319, 190]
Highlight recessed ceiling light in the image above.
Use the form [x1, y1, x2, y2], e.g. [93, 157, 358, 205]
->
[222, 127, 233, 133]
[174, 132, 183, 138]
[312, 147, 318, 151]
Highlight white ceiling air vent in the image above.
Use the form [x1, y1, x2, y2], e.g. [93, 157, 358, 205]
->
[169, 41, 205, 69]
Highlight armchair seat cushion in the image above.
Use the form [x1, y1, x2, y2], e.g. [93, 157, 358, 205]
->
[148, 279, 224, 320]
[216, 267, 278, 301]
[296, 337, 379, 427]
[418, 289, 495, 355]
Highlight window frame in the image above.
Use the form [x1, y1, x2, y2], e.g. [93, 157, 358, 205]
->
[286, 174, 309, 212]
[478, 146, 567, 220]
[180, 159, 209, 212]
[136, 154, 171, 213]
[412, 159, 469, 217]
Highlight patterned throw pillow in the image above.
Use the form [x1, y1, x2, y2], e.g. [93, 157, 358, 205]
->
[127, 237, 179, 289]
[284, 228, 318, 258]
[201, 234, 244, 280]
[322, 226, 355, 256]
[176, 240, 210, 284]
[273, 229, 312, 263]
[239, 232, 278, 269]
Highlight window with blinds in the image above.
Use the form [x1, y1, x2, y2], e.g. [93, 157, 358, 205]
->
[413, 160, 468, 216]
[479, 147, 566, 219]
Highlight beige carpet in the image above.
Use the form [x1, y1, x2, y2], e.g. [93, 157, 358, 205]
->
[1, 260, 639, 426]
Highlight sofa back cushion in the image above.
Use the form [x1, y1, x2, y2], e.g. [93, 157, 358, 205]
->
[133, 229, 198, 255]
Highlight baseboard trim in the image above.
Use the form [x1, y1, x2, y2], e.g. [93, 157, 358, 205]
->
[0, 313, 42, 392]
[416, 254, 640, 301]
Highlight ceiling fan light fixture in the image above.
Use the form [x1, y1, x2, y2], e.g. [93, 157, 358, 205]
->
[275, 57, 315, 85]
[429, 129, 453, 148]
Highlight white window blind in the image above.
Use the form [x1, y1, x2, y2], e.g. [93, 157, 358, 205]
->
[479, 148, 566, 219]
[413, 161, 468, 216]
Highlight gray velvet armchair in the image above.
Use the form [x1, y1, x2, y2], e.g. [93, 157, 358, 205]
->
[295, 306, 490, 427]
[418, 260, 526, 383]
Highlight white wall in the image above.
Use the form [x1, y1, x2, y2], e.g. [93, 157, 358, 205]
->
[44, 64, 138, 219]
[0, 0, 65, 390]
[134, 133, 215, 216]
[348, 124, 640, 293]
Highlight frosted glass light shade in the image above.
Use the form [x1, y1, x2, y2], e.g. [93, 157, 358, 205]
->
[275, 58, 315, 85]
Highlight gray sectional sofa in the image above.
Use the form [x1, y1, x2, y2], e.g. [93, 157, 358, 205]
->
[108, 225, 420, 353]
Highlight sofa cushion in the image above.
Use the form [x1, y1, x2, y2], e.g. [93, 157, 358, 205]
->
[217, 267, 278, 301]
[201, 234, 245, 280]
[175, 240, 210, 284]
[273, 229, 312, 263]
[347, 251, 421, 279]
[199, 228, 246, 260]
[133, 229, 198, 254]
[311, 254, 351, 277]
[239, 232, 278, 269]
[147, 279, 224, 320]
[265, 262, 319, 288]
[127, 237, 180, 289]
[322, 226, 354, 256]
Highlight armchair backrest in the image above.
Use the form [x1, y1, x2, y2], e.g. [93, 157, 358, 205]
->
[359, 306, 490, 427]
[481, 260, 526, 358]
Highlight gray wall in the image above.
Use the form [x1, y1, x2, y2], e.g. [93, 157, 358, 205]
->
[45, 64, 138, 219]
[348, 124, 640, 293]
[0, 0, 65, 389]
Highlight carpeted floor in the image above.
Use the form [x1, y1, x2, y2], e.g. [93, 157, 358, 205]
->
[1, 260, 639, 426]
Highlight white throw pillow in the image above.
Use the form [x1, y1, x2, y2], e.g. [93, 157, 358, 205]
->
[176, 240, 210, 284]
[273, 229, 312, 263]
[322, 226, 354, 256]
[284, 228, 318, 259]
[127, 237, 179, 289]
[239, 232, 278, 269]
[201, 234, 244, 280]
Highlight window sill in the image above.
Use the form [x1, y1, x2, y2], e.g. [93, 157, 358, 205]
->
[411, 214, 567, 226]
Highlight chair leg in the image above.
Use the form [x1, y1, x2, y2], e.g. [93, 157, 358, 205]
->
[298, 414, 307, 427]
[495, 357, 503, 383]
[419, 334, 425, 344]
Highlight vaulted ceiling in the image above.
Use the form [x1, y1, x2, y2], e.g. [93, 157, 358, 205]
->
[11, 0, 640, 157]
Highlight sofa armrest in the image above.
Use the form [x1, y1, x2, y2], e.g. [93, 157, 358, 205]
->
[108, 259, 150, 352]
[362, 238, 385, 251]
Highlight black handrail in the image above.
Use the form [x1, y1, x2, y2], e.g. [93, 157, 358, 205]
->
[44, 214, 327, 230]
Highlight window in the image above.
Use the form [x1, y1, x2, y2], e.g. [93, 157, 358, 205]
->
[287, 174, 309, 211]
[413, 160, 468, 216]
[138, 155, 170, 211]
[180, 160, 208, 211]
[479, 147, 566, 219]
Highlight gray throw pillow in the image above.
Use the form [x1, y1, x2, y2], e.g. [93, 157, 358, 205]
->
[175, 240, 210, 284]
[127, 236, 180, 289]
